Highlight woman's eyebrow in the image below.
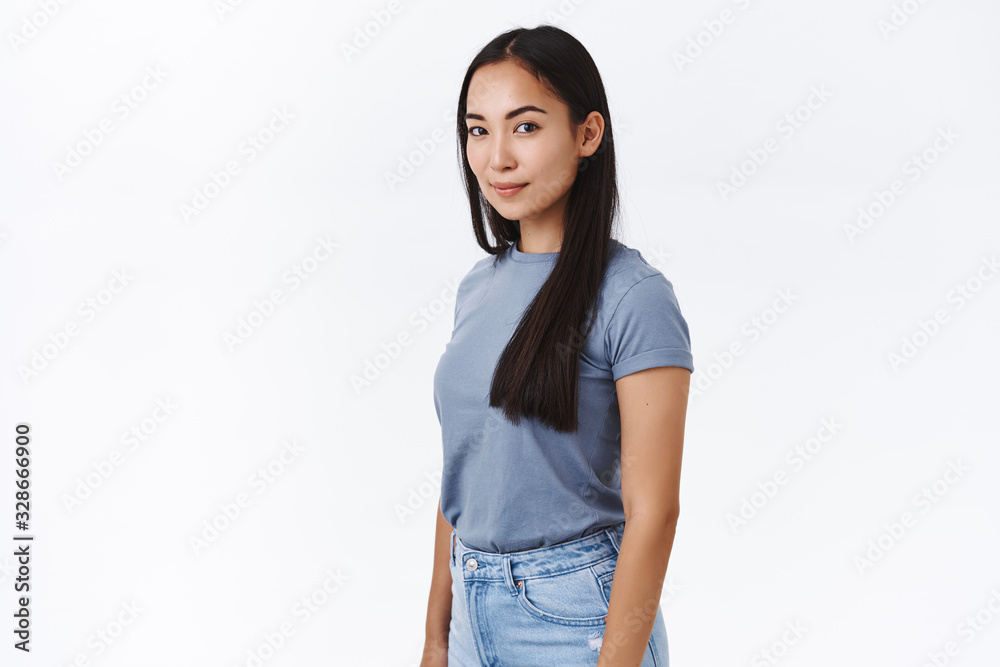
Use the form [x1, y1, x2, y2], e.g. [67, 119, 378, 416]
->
[465, 105, 548, 122]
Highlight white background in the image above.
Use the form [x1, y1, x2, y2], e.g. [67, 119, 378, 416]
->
[1, 0, 999, 665]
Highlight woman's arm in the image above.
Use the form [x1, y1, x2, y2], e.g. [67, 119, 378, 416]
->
[598, 365, 690, 666]
[420, 500, 455, 665]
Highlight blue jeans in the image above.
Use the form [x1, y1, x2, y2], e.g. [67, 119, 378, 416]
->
[447, 522, 669, 666]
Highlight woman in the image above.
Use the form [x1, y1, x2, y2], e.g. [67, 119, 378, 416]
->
[421, 24, 693, 667]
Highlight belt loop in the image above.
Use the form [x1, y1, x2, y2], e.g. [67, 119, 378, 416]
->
[502, 554, 518, 596]
[451, 529, 456, 566]
[607, 522, 624, 554]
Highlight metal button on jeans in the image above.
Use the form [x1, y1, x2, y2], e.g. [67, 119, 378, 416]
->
[466, 558, 478, 571]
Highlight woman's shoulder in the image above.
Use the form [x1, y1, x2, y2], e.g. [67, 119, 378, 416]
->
[601, 239, 694, 374]
[452, 249, 503, 314]
[460, 249, 501, 286]
[604, 238, 674, 292]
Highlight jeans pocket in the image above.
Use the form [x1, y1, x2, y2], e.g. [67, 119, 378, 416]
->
[596, 570, 614, 609]
[515, 564, 610, 627]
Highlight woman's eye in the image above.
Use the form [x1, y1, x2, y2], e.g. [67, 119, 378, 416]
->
[467, 123, 538, 137]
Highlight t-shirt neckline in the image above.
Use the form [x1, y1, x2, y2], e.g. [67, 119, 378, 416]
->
[508, 241, 559, 263]
[507, 238, 624, 263]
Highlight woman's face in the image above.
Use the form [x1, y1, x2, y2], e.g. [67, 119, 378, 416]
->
[464, 61, 601, 230]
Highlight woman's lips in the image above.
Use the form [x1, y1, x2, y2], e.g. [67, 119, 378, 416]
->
[493, 183, 527, 196]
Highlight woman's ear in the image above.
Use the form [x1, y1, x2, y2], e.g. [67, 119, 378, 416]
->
[578, 111, 605, 158]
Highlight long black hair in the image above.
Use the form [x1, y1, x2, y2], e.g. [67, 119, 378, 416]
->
[455, 25, 620, 434]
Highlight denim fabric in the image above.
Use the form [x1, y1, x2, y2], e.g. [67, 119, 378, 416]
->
[447, 522, 668, 666]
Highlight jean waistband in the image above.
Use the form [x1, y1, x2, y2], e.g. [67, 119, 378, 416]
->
[452, 522, 625, 582]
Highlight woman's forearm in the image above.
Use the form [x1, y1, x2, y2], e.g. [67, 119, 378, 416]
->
[424, 503, 455, 651]
[597, 513, 678, 666]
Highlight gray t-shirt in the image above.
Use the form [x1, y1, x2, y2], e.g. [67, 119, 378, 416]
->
[433, 238, 694, 553]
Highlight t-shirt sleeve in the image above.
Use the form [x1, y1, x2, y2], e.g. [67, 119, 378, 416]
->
[605, 274, 694, 381]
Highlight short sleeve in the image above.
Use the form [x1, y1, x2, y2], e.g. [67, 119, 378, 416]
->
[605, 274, 694, 381]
